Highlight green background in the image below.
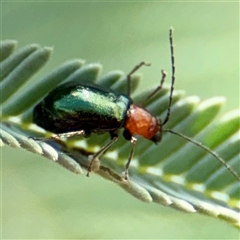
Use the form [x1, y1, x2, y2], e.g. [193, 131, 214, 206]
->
[1, 1, 239, 239]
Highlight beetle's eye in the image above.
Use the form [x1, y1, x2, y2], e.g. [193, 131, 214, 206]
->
[151, 131, 162, 143]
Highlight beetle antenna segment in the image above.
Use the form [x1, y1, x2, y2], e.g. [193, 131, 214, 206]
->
[162, 27, 175, 126]
[164, 129, 240, 182]
[127, 61, 151, 97]
[87, 134, 119, 176]
[124, 136, 137, 180]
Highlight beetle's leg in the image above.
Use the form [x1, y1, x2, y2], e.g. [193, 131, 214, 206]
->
[87, 134, 119, 176]
[30, 130, 86, 142]
[124, 136, 137, 180]
[143, 69, 167, 102]
[139, 28, 175, 126]
[52, 130, 86, 139]
[141, 30, 174, 104]
[126, 62, 151, 97]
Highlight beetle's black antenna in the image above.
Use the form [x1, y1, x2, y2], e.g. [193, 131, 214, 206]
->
[141, 27, 174, 107]
[162, 27, 175, 126]
[126, 61, 151, 97]
[126, 28, 175, 105]
[164, 129, 240, 182]
[162, 28, 240, 181]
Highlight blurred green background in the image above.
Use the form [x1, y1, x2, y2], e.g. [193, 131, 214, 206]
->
[1, 1, 239, 239]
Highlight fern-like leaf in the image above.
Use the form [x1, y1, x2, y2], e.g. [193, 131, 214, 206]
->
[1, 40, 239, 228]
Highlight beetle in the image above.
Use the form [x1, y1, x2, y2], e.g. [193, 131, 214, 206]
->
[33, 62, 162, 180]
[33, 28, 240, 181]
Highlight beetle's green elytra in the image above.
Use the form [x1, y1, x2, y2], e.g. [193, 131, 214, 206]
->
[34, 82, 132, 135]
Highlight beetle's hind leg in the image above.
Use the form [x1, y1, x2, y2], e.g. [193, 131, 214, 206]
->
[30, 130, 86, 142]
[87, 133, 119, 176]
[52, 130, 86, 139]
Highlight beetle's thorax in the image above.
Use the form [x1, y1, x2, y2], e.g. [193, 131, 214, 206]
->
[124, 104, 161, 142]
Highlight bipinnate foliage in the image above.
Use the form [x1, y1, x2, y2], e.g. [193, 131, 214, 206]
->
[0, 40, 239, 228]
